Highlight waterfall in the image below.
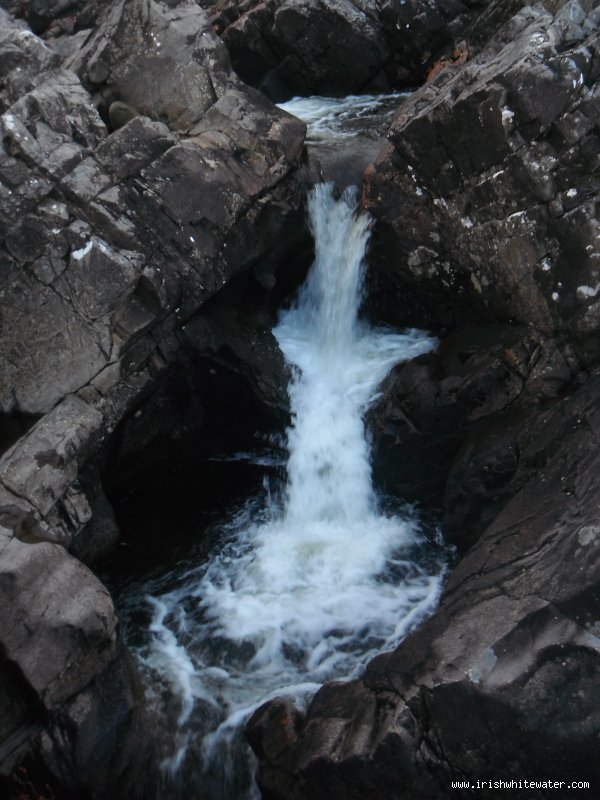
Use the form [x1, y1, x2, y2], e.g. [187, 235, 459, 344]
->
[121, 183, 445, 800]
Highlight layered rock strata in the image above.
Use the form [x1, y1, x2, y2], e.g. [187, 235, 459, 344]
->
[198, 0, 479, 100]
[0, 1, 305, 794]
[248, 2, 600, 798]
[365, 0, 600, 338]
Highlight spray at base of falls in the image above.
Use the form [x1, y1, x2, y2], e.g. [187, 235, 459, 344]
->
[119, 183, 446, 799]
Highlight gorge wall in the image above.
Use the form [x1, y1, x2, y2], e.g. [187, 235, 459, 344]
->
[0, 1, 306, 795]
[244, 2, 600, 799]
[0, 0, 599, 798]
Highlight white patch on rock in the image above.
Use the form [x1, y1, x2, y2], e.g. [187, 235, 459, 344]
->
[18, 29, 39, 41]
[71, 240, 94, 261]
[566, 187, 578, 198]
[468, 648, 497, 684]
[2, 113, 19, 134]
[578, 526, 600, 546]
[461, 217, 474, 228]
[407, 251, 421, 269]
[552, 291, 560, 301]
[501, 106, 515, 125]
[576, 284, 600, 299]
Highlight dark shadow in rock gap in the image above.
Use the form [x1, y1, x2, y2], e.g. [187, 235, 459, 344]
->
[0, 413, 41, 458]
[100, 354, 286, 595]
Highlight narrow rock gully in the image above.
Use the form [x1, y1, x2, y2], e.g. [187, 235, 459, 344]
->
[2, 2, 600, 799]
[101, 95, 448, 800]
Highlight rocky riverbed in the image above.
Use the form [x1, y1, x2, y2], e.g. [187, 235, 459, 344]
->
[0, 0, 599, 798]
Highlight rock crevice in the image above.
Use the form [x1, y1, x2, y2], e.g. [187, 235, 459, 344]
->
[0, 0, 306, 793]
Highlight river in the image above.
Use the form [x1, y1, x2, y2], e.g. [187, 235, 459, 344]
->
[111, 95, 448, 800]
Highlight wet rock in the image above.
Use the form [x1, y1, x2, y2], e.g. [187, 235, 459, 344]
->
[249, 3, 600, 795]
[370, 323, 582, 547]
[40, 644, 149, 799]
[246, 697, 305, 763]
[0, 0, 305, 793]
[364, 0, 600, 342]
[250, 372, 600, 799]
[200, 0, 477, 101]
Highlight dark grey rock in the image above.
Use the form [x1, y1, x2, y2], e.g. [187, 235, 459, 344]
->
[0, 396, 102, 523]
[370, 323, 582, 546]
[364, 0, 600, 342]
[0, 524, 117, 708]
[250, 373, 600, 799]
[0, 1, 305, 420]
[201, 0, 476, 101]
[107, 99, 138, 130]
[246, 697, 305, 763]
[67, 0, 223, 131]
[0, 13, 60, 108]
[0, 1, 306, 793]
[248, 3, 600, 797]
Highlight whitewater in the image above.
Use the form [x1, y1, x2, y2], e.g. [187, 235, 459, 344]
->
[117, 181, 446, 799]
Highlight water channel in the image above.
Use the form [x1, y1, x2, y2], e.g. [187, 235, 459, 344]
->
[109, 94, 448, 800]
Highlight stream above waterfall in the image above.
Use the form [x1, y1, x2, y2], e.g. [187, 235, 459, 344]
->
[107, 96, 448, 800]
[278, 92, 409, 184]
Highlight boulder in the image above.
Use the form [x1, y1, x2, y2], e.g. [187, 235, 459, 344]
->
[0, 0, 306, 793]
[249, 371, 600, 800]
[248, 2, 600, 797]
[364, 0, 600, 343]
[0, 500, 147, 797]
[200, 0, 477, 101]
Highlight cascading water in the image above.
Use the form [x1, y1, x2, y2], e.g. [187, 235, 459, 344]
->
[116, 182, 446, 800]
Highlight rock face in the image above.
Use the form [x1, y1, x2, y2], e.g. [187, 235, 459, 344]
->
[248, 1, 600, 798]
[0, 1, 305, 419]
[249, 372, 600, 800]
[200, 0, 478, 101]
[369, 322, 582, 543]
[362, 0, 600, 550]
[365, 0, 600, 341]
[0, 0, 305, 794]
[3, 0, 600, 796]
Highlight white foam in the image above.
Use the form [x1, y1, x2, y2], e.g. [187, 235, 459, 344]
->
[129, 183, 445, 797]
[279, 92, 407, 143]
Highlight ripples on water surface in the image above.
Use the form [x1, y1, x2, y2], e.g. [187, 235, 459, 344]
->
[113, 105, 446, 800]
[279, 92, 408, 142]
